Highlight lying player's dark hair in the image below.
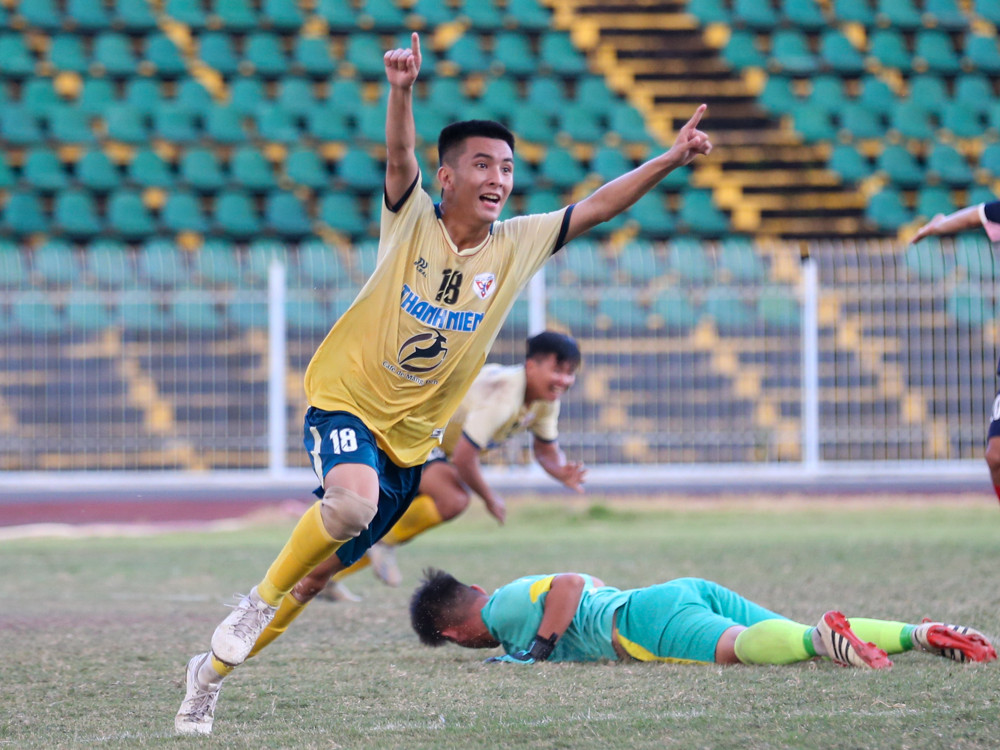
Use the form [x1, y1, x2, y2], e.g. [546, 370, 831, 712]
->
[526, 331, 581, 368]
[410, 568, 476, 646]
[438, 120, 516, 166]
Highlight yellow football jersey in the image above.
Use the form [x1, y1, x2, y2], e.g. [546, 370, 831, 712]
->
[304, 178, 571, 467]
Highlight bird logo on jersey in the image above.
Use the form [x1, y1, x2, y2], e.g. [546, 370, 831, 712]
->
[398, 331, 449, 373]
[473, 272, 496, 300]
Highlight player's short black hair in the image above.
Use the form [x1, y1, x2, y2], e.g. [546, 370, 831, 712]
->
[410, 568, 477, 646]
[526, 331, 581, 368]
[438, 120, 516, 166]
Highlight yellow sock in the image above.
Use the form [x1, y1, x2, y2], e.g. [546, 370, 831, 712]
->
[733, 619, 813, 665]
[333, 555, 370, 581]
[246, 595, 309, 659]
[210, 654, 235, 678]
[381, 493, 443, 547]
[256, 501, 342, 607]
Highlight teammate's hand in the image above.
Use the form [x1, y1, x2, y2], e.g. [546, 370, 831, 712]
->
[384, 31, 421, 88]
[910, 214, 946, 244]
[556, 461, 587, 493]
[484, 495, 507, 524]
[666, 104, 712, 167]
[485, 651, 535, 664]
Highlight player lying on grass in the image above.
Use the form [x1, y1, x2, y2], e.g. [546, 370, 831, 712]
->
[321, 330, 585, 598]
[176, 30, 712, 736]
[411, 569, 997, 668]
[910, 199, 1000, 507]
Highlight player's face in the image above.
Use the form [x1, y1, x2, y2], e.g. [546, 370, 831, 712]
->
[438, 137, 514, 223]
[525, 354, 577, 402]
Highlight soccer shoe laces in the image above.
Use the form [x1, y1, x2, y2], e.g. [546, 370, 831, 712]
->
[224, 592, 276, 643]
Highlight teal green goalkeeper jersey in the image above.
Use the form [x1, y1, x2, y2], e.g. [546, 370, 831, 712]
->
[479, 574, 631, 662]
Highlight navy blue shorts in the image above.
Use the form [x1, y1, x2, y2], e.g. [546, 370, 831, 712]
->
[302, 408, 423, 567]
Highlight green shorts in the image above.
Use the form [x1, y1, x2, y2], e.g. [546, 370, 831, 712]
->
[615, 578, 786, 664]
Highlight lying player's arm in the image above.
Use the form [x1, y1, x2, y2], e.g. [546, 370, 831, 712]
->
[452, 433, 506, 523]
[384, 32, 421, 207]
[532, 438, 586, 493]
[487, 574, 586, 664]
[910, 204, 983, 243]
[563, 104, 711, 245]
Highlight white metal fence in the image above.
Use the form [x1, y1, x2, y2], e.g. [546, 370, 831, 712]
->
[0, 236, 995, 486]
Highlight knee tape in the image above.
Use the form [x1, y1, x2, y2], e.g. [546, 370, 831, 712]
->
[320, 487, 378, 541]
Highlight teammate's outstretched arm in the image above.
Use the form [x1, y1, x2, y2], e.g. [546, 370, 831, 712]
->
[452, 435, 507, 523]
[563, 104, 712, 245]
[384, 31, 421, 206]
[533, 438, 586, 493]
[910, 204, 985, 243]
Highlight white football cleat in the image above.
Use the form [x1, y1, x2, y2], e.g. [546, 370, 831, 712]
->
[367, 542, 402, 587]
[175, 652, 222, 736]
[210, 586, 277, 666]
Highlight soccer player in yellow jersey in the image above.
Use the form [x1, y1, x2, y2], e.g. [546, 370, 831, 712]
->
[321, 330, 585, 595]
[176, 31, 712, 735]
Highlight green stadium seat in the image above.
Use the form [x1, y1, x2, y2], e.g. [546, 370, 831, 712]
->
[210, 0, 258, 31]
[49, 35, 89, 74]
[591, 146, 633, 182]
[107, 190, 157, 240]
[169, 289, 223, 331]
[261, 0, 304, 30]
[837, 103, 883, 140]
[0, 152, 14, 190]
[243, 238, 288, 284]
[915, 185, 955, 218]
[609, 106, 654, 144]
[346, 239, 378, 283]
[266, 191, 312, 237]
[867, 29, 911, 71]
[857, 76, 896, 117]
[940, 103, 983, 139]
[866, 189, 911, 231]
[315, 0, 358, 30]
[137, 239, 187, 287]
[783, 0, 826, 29]
[651, 293, 699, 332]
[18, 0, 62, 30]
[286, 148, 329, 189]
[947, 285, 995, 327]
[230, 146, 277, 192]
[85, 239, 132, 288]
[0, 105, 42, 145]
[104, 104, 150, 144]
[225, 295, 269, 330]
[833, 0, 876, 24]
[734, 0, 779, 29]
[596, 294, 650, 333]
[23, 147, 69, 192]
[967, 186, 995, 205]
[978, 143, 1000, 177]
[244, 32, 290, 78]
[626, 192, 676, 239]
[65, 289, 114, 332]
[668, 237, 714, 284]
[875, 0, 922, 30]
[113, 0, 158, 32]
[12, 291, 64, 334]
[343, 33, 391, 78]
[165, 0, 208, 28]
[335, 150, 384, 193]
[769, 30, 819, 75]
[828, 143, 873, 183]
[199, 33, 241, 76]
[414, 105, 451, 146]
[680, 190, 729, 236]
[53, 189, 103, 238]
[319, 192, 368, 238]
[525, 189, 563, 216]
[194, 239, 241, 286]
[819, 30, 865, 74]
[539, 32, 589, 77]
[254, 104, 301, 144]
[306, 105, 352, 142]
[791, 106, 837, 142]
[127, 148, 175, 189]
[408, 0, 452, 29]
[176, 79, 215, 114]
[179, 148, 226, 192]
[33, 240, 80, 285]
[356, 0, 407, 30]
[153, 103, 201, 142]
[458, 0, 505, 30]
[974, 0, 1000, 24]
[556, 104, 603, 143]
[526, 77, 568, 117]
[503, 0, 552, 31]
[293, 36, 337, 78]
[617, 241, 664, 284]
[117, 289, 168, 334]
[296, 238, 352, 287]
[926, 143, 973, 186]
[77, 78, 115, 115]
[702, 286, 755, 333]
[92, 32, 137, 77]
[557, 240, 609, 285]
[547, 295, 593, 331]
[124, 78, 163, 115]
[445, 34, 492, 75]
[922, 0, 967, 31]
[723, 29, 767, 70]
[954, 235, 996, 279]
[507, 105, 553, 144]
[686, 0, 729, 25]
[49, 105, 97, 145]
[0, 241, 27, 288]
[876, 144, 924, 187]
[954, 75, 994, 115]
[573, 76, 620, 118]
[0, 34, 36, 78]
[4, 191, 48, 235]
[21, 78, 62, 118]
[758, 75, 799, 115]
[205, 105, 247, 144]
[286, 292, 332, 332]
[493, 32, 539, 77]
[537, 149, 587, 190]
[906, 75, 947, 115]
[806, 76, 847, 115]
[913, 30, 961, 75]
[889, 102, 936, 140]
[163, 191, 209, 233]
[229, 77, 268, 115]
[719, 237, 766, 282]
[756, 287, 800, 331]
[214, 189, 262, 238]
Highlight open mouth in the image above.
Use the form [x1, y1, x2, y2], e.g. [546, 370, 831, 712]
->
[480, 193, 501, 207]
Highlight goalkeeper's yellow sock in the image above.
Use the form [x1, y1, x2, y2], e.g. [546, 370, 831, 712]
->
[256, 501, 343, 607]
[842, 618, 913, 654]
[381, 493, 443, 547]
[733, 619, 815, 665]
[246, 595, 310, 659]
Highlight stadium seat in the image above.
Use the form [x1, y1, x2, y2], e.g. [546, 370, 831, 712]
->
[49, 35, 89, 74]
[954, 75, 994, 116]
[113, 0, 158, 32]
[626, 192, 676, 239]
[617, 241, 664, 284]
[723, 30, 768, 70]
[107, 190, 157, 240]
[127, 148, 175, 189]
[769, 30, 819, 75]
[293, 36, 337, 78]
[165, 0, 208, 28]
[49, 105, 98, 144]
[33, 240, 80, 286]
[913, 30, 962, 75]
[65, 289, 114, 332]
[680, 190, 729, 236]
[702, 286, 755, 333]
[819, 30, 865, 74]
[285, 148, 329, 189]
[947, 285, 995, 328]
[876, 144, 924, 187]
[526, 77, 568, 117]
[574, 76, 621, 118]
[906, 76, 947, 116]
[0, 153, 12, 191]
[18, 0, 62, 30]
[547, 295, 593, 330]
[0, 241, 28, 288]
[204, 105, 247, 144]
[104, 104, 150, 144]
[162, 191, 209, 233]
[3, 191, 48, 235]
[335, 150, 384, 193]
[0, 34, 36, 78]
[23, 147, 69, 192]
[837, 103, 884, 141]
[124, 78, 163, 115]
[875, 0, 923, 29]
[214, 189, 262, 238]
[254, 104, 300, 144]
[230, 147, 277, 192]
[591, 146, 634, 183]
[939, 103, 983, 139]
[22, 78, 62, 118]
[77, 78, 115, 115]
[445, 34, 492, 75]
[265, 191, 312, 238]
[169, 289, 223, 331]
[343, 33, 391, 78]
[866, 189, 911, 231]
[791, 106, 837, 142]
[888, 102, 936, 140]
[306, 104, 352, 142]
[145, 32, 188, 77]
[978, 143, 1000, 177]
[85, 239, 132, 289]
[229, 77, 267, 116]
[210, 0, 258, 30]
[244, 32, 290, 78]
[782, 0, 826, 29]
[243, 238, 288, 285]
[492, 32, 539, 77]
[92, 32, 138, 77]
[537, 149, 587, 190]
[314, 0, 358, 30]
[198, 33, 241, 76]
[596, 294, 650, 333]
[756, 287, 800, 331]
[503, 0, 552, 31]
[915, 185, 955, 218]
[734, 0, 779, 29]
[651, 293, 699, 332]
[319, 192, 368, 238]
[11, 291, 64, 335]
[276, 77, 321, 118]
[193, 239, 241, 287]
[539, 32, 589, 77]
[923, 0, 967, 30]
[867, 29, 911, 72]
[806, 76, 847, 116]
[556, 104, 603, 143]
[609, 106, 654, 145]
[296, 238, 352, 287]
[828, 143, 873, 183]
[261, 0, 304, 30]
[0, 105, 42, 146]
[180, 148, 226, 192]
[926, 144, 973, 186]
[954, 235, 996, 279]
[153, 104, 200, 142]
[906, 240, 954, 282]
[137, 239, 187, 287]
[719, 237, 767, 282]
[757, 76, 798, 116]
[833, 0, 876, 24]
[117, 289, 168, 334]
[52, 189, 103, 238]
[668, 238, 714, 284]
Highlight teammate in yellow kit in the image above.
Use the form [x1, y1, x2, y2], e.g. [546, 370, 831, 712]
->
[176, 31, 712, 735]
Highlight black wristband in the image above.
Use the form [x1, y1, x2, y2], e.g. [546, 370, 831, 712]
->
[527, 632, 558, 661]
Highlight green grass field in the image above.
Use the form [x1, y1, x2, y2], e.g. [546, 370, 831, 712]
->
[3, 497, 1000, 749]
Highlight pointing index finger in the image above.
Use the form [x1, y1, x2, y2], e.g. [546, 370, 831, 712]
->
[685, 104, 707, 131]
[411, 31, 421, 63]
